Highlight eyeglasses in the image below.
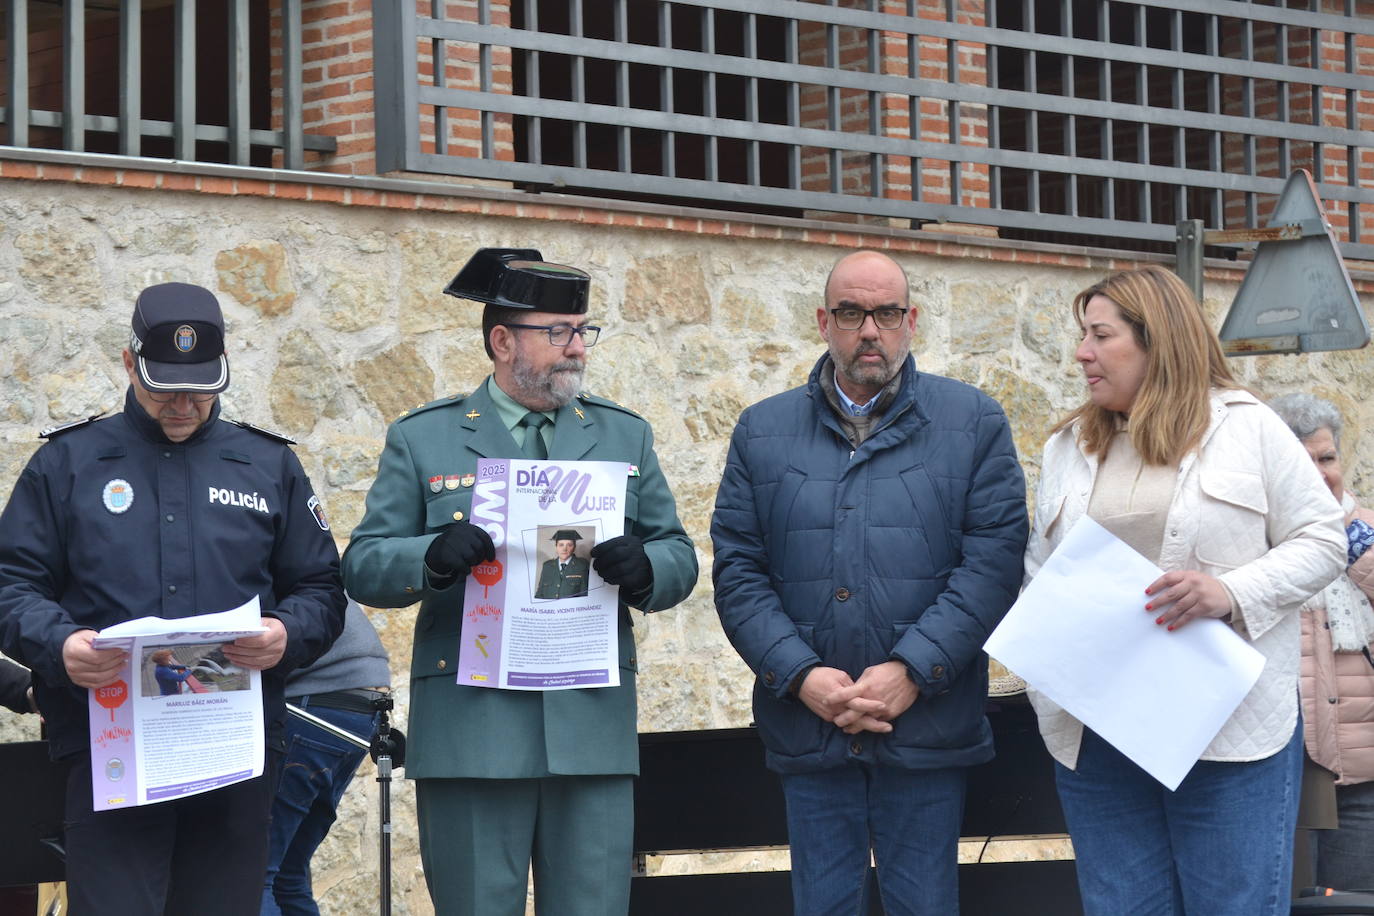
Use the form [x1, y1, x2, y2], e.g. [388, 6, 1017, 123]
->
[829, 306, 909, 331]
[145, 390, 219, 404]
[503, 323, 601, 347]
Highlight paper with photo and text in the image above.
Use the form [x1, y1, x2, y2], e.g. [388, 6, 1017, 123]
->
[457, 458, 628, 691]
[87, 597, 265, 809]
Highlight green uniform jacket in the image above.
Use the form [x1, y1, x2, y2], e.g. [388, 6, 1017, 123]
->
[342, 381, 697, 779]
[535, 554, 591, 599]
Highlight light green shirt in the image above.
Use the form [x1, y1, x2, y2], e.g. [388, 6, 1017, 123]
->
[486, 377, 555, 454]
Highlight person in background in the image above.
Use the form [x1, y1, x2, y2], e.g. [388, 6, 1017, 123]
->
[1023, 265, 1345, 916]
[1270, 393, 1374, 892]
[263, 597, 391, 915]
[1, 654, 35, 715]
[150, 648, 191, 696]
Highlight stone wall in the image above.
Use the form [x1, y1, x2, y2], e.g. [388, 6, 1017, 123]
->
[2, 171, 1372, 914]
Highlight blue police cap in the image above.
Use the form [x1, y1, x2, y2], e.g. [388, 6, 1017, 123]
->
[130, 283, 230, 394]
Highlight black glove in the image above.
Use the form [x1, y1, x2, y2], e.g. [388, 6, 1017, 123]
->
[424, 521, 496, 580]
[590, 535, 653, 596]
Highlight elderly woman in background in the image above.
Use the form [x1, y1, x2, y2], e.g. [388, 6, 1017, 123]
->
[1024, 265, 1345, 915]
[1270, 393, 1374, 892]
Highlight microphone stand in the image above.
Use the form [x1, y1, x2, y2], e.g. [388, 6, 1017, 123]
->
[286, 699, 405, 916]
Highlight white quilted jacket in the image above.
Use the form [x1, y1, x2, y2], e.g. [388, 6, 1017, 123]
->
[1024, 389, 1345, 768]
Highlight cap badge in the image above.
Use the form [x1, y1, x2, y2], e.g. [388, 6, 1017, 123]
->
[444, 475, 461, 491]
[174, 325, 197, 353]
[102, 479, 134, 514]
[465, 410, 481, 420]
[429, 475, 443, 494]
[574, 406, 585, 420]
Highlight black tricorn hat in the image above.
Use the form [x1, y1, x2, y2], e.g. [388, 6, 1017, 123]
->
[443, 247, 590, 314]
[550, 529, 583, 542]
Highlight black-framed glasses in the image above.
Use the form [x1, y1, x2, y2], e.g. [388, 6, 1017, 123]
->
[829, 306, 909, 331]
[145, 390, 219, 404]
[503, 322, 601, 347]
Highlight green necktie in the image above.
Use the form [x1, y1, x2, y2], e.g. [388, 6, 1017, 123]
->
[519, 412, 549, 460]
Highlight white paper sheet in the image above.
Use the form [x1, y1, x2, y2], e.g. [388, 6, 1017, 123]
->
[87, 597, 266, 809]
[985, 516, 1265, 790]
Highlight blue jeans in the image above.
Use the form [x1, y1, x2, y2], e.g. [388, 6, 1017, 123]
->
[261, 701, 376, 916]
[780, 763, 966, 916]
[1055, 725, 1302, 916]
[1315, 779, 1374, 891]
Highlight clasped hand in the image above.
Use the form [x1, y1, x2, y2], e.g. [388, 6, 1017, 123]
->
[798, 661, 918, 735]
[1144, 570, 1232, 631]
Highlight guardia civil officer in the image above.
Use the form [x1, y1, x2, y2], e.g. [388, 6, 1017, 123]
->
[343, 248, 697, 916]
[534, 529, 591, 599]
[0, 283, 346, 915]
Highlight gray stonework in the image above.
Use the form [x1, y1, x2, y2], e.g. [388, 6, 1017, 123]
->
[1, 177, 1372, 914]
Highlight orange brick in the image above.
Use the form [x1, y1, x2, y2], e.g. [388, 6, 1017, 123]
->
[0, 160, 41, 179]
[274, 182, 310, 200]
[699, 219, 726, 235]
[236, 178, 274, 197]
[160, 173, 198, 192]
[306, 184, 347, 204]
[119, 170, 159, 189]
[381, 191, 420, 209]
[39, 164, 80, 182]
[75, 166, 118, 186]
[327, 58, 373, 79]
[200, 177, 236, 195]
[348, 188, 383, 207]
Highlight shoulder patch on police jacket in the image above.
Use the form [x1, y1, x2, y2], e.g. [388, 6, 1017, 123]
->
[39, 412, 108, 440]
[576, 392, 645, 422]
[227, 419, 296, 445]
[396, 393, 469, 423]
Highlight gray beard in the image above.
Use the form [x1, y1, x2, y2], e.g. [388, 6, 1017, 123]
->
[832, 343, 898, 392]
[510, 357, 585, 411]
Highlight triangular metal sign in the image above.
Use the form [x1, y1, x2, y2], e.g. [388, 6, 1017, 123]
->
[1219, 170, 1369, 355]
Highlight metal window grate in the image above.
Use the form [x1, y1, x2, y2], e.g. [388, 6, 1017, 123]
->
[374, 0, 1374, 259]
[2, 0, 333, 169]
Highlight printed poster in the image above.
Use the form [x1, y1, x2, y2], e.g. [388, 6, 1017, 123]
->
[458, 458, 629, 690]
[87, 597, 267, 810]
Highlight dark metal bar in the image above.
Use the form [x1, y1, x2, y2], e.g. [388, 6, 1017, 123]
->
[827, 18, 840, 194]
[433, 1, 449, 159]
[6, 0, 29, 147]
[702, 5, 716, 183]
[64, 0, 86, 152]
[573, 0, 586, 170]
[658, 1, 674, 178]
[174, 0, 196, 161]
[526, 0, 542, 166]
[786, 16, 799, 191]
[616, 0, 630, 173]
[945, 0, 957, 206]
[281, 0, 304, 170]
[908, 0, 922, 205]
[1027, 0, 1040, 215]
[1100, 0, 1113, 221]
[746, 11, 760, 188]
[228, 0, 251, 166]
[1063, 0, 1076, 217]
[480, 0, 494, 161]
[119, 0, 141, 157]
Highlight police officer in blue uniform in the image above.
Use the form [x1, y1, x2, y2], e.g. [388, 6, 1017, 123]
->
[0, 283, 346, 916]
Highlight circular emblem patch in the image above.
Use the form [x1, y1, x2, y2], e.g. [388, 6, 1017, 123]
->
[174, 324, 197, 353]
[106, 758, 125, 782]
[102, 479, 134, 514]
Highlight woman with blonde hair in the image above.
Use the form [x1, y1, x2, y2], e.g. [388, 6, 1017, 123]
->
[1024, 265, 1346, 914]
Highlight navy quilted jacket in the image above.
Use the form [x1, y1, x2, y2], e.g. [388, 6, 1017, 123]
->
[711, 354, 1028, 773]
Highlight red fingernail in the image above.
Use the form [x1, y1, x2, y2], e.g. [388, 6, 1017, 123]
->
[1167, 625, 1175, 632]
[1155, 616, 1165, 625]
[1145, 604, 1153, 611]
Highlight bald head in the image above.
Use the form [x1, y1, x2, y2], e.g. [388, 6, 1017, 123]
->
[824, 251, 910, 308]
[817, 250, 917, 404]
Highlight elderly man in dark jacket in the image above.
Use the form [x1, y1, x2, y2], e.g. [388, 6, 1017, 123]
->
[711, 250, 1027, 916]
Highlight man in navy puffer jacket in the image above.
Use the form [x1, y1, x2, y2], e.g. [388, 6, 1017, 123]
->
[711, 250, 1028, 916]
